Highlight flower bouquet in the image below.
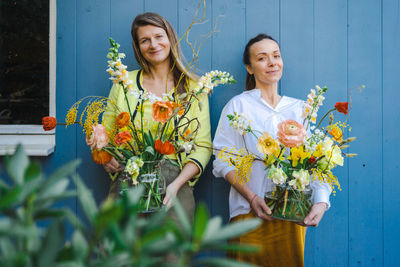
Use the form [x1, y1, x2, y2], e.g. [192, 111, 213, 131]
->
[217, 86, 359, 222]
[43, 38, 235, 212]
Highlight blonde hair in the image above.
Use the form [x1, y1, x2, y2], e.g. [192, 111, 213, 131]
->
[131, 12, 197, 94]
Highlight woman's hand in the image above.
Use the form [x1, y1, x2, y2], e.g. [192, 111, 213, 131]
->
[300, 202, 327, 227]
[163, 181, 181, 208]
[103, 157, 122, 173]
[250, 195, 273, 221]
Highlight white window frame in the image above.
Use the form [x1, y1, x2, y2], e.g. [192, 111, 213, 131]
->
[0, 0, 56, 156]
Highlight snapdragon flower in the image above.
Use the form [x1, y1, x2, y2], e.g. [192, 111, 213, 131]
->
[227, 112, 252, 135]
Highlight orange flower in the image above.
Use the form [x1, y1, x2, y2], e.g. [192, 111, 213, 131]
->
[154, 139, 175, 155]
[115, 131, 132, 146]
[183, 128, 191, 138]
[328, 126, 343, 142]
[92, 150, 112, 164]
[42, 116, 57, 131]
[174, 103, 185, 116]
[152, 101, 175, 123]
[115, 112, 130, 128]
[335, 102, 348, 115]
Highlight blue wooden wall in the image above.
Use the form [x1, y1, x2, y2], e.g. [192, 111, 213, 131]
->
[46, 0, 400, 266]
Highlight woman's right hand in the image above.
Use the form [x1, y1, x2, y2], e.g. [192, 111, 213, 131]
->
[250, 195, 273, 221]
[103, 157, 122, 173]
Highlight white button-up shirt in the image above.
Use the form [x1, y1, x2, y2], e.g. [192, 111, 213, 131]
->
[213, 89, 331, 219]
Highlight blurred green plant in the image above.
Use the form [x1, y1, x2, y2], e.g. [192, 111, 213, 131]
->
[0, 145, 260, 266]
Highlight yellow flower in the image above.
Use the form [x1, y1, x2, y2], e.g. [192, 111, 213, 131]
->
[256, 132, 280, 156]
[288, 146, 311, 167]
[264, 148, 285, 167]
[313, 144, 323, 158]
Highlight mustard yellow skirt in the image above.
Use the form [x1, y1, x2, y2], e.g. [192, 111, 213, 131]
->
[228, 212, 306, 267]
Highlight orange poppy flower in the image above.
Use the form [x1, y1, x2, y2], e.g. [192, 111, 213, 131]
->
[42, 116, 57, 131]
[152, 101, 175, 123]
[92, 150, 112, 164]
[334, 102, 348, 115]
[115, 131, 132, 146]
[154, 139, 175, 155]
[115, 112, 130, 128]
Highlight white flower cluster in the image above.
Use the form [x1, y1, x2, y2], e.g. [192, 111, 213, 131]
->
[302, 85, 325, 124]
[227, 112, 252, 135]
[194, 70, 235, 94]
[106, 53, 133, 89]
[124, 156, 144, 184]
[304, 128, 324, 151]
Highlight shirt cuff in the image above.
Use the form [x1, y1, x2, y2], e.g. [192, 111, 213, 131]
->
[312, 189, 331, 210]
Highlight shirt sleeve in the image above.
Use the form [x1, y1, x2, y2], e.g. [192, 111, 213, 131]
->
[183, 93, 212, 178]
[212, 99, 245, 179]
[310, 178, 332, 209]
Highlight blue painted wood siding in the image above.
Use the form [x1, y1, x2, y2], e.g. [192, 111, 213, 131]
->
[51, 0, 399, 266]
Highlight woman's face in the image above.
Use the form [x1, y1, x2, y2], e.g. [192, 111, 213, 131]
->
[136, 25, 171, 67]
[246, 39, 283, 86]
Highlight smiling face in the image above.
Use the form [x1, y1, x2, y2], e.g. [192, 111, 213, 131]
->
[245, 38, 283, 87]
[136, 25, 171, 67]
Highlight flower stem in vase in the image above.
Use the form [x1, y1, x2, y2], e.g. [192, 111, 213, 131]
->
[282, 189, 288, 216]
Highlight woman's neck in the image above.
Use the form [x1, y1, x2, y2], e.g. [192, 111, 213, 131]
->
[258, 83, 281, 108]
[142, 60, 174, 95]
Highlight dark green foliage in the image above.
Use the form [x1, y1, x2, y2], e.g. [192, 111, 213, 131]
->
[0, 145, 260, 266]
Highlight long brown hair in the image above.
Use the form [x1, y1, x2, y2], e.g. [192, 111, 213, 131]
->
[131, 12, 196, 94]
[243, 34, 279, 90]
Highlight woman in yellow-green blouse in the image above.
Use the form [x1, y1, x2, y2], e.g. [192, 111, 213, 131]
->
[102, 12, 212, 220]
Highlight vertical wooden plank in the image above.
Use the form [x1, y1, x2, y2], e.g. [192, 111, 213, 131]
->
[348, 0, 383, 266]
[280, 1, 315, 265]
[245, 0, 279, 41]
[52, 0, 77, 237]
[144, 0, 178, 28]
[211, 0, 246, 221]
[280, 0, 314, 99]
[178, 0, 213, 207]
[110, 0, 145, 70]
[75, 0, 111, 206]
[383, 0, 400, 266]
[313, 1, 349, 266]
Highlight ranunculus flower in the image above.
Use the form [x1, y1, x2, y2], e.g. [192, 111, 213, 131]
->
[257, 132, 280, 156]
[42, 116, 57, 131]
[86, 124, 109, 149]
[92, 150, 112, 164]
[115, 131, 132, 146]
[335, 102, 349, 115]
[115, 112, 130, 128]
[152, 101, 175, 123]
[267, 166, 287, 185]
[154, 139, 175, 155]
[277, 120, 306, 148]
[125, 156, 144, 184]
[291, 169, 310, 190]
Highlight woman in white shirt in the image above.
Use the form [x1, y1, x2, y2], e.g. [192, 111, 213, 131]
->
[213, 34, 331, 267]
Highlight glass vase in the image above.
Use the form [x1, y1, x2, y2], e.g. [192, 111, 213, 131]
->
[264, 184, 312, 223]
[118, 159, 166, 212]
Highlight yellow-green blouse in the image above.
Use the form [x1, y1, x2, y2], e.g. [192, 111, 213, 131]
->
[103, 70, 212, 184]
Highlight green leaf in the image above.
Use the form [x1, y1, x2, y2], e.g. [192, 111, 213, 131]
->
[0, 186, 22, 210]
[143, 146, 155, 156]
[94, 204, 123, 234]
[195, 257, 258, 267]
[39, 159, 80, 195]
[24, 161, 41, 182]
[72, 230, 88, 260]
[34, 191, 77, 209]
[203, 218, 261, 243]
[0, 238, 15, 257]
[203, 216, 222, 240]
[91, 253, 131, 267]
[38, 221, 65, 266]
[202, 243, 259, 253]
[72, 174, 98, 223]
[4, 144, 29, 185]
[193, 203, 209, 241]
[17, 177, 43, 204]
[37, 178, 70, 200]
[171, 196, 191, 237]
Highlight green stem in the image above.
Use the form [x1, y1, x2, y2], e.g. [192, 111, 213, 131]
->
[315, 108, 336, 130]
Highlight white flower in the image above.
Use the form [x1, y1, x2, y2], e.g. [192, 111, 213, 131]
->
[291, 169, 310, 190]
[228, 112, 251, 135]
[181, 142, 194, 154]
[125, 156, 144, 184]
[267, 166, 287, 185]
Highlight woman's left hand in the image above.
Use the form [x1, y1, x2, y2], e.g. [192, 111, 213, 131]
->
[163, 181, 181, 208]
[300, 202, 327, 227]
